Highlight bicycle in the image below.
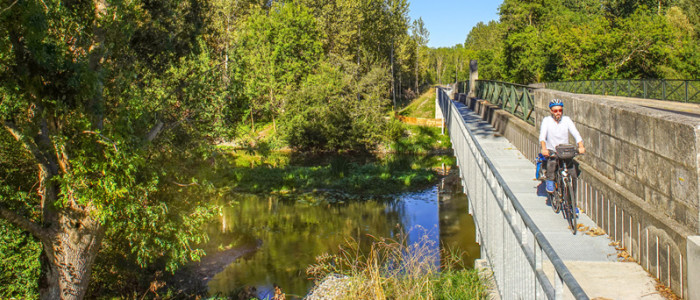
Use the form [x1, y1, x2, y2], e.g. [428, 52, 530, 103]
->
[545, 144, 579, 235]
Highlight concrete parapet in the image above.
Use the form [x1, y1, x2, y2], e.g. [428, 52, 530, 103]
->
[456, 93, 468, 104]
[468, 90, 699, 298]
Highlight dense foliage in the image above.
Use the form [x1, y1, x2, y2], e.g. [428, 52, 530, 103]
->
[0, 0, 237, 298]
[0, 0, 433, 298]
[0, 132, 40, 298]
[230, 0, 429, 151]
[424, 0, 700, 84]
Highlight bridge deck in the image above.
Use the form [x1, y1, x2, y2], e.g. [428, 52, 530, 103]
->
[452, 101, 664, 299]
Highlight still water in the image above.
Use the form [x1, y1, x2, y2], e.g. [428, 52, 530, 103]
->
[206, 171, 479, 299]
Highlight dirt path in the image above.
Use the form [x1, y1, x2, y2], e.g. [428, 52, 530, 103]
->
[168, 240, 262, 297]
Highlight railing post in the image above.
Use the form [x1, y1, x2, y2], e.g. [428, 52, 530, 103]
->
[662, 80, 667, 100]
[628, 80, 632, 97]
[555, 273, 564, 299]
[468, 60, 478, 99]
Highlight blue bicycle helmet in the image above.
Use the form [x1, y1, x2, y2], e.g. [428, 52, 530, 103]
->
[548, 98, 563, 108]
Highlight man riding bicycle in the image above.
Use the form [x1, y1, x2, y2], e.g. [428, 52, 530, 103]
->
[539, 99, 586, 194]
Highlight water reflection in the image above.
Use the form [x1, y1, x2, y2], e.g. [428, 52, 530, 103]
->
[207, 171, 479, 299]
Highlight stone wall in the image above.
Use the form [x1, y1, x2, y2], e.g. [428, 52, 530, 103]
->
[459, 89, 700, 299]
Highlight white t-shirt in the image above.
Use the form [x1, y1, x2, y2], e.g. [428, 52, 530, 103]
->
[539, 116, 583, 150]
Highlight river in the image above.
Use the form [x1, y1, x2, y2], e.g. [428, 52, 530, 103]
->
[193, 161, 479, 299]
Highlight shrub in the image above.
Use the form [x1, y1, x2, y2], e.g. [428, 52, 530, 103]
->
[281, 59, 391, 152]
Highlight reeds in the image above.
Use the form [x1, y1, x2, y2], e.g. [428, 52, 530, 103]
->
[306, 229, 487, 300]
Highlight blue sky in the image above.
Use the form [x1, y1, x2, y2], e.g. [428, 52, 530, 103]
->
[407, 0, 503, 48]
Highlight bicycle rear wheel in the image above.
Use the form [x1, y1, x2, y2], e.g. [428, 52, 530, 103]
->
[563, 180, 577, 235]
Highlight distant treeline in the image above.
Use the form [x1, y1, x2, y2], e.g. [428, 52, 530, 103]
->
[425, 0, 700, 84]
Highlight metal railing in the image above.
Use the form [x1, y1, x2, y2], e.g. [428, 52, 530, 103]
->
[474, 80, 536, 124]
[436, 88, 588, 300]
[545, 79, 700, 103]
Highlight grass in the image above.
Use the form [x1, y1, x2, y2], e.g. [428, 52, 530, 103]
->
[306, 232, 488, 300]
[387, 125, 452, 154]
[399, 89, 437, 118]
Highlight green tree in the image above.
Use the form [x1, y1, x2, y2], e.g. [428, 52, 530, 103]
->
[411, 18, 430, 93]
[236, 2, 323, 132]
[282, 59, 391, 152]
[0, 0, 226, 298]
[680, 0, 700, 38]
[464, 20, 504, 80]
[298, 0, 363, 62]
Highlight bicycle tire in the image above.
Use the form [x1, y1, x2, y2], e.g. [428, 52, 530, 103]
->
[549, 192, 560, 213]
[563, 180, 577, 235]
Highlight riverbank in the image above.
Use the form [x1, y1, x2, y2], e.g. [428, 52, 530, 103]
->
[168, 241, 262, 297]
[305, 228, 488, 300]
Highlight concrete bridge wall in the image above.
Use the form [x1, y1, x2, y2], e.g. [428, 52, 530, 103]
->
[459, 89, 700, 299]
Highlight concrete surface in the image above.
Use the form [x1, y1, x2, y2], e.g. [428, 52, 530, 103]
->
[543, 261, 664, 300]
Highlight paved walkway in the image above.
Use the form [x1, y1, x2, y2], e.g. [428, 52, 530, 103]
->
[453, 101, 664, 299]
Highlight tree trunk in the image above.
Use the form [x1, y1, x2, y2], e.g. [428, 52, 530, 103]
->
[251, 109, 255, 133]
[39, 211, 103, 300]
[414, 49, 419, 95]
[33, 172, 105, 300]
[391, 41, 396, 110]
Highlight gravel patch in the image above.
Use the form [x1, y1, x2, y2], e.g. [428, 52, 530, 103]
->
[305, 274, 354, 300]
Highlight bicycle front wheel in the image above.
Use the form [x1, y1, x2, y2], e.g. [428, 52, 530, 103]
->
[563, 180, 577, 234]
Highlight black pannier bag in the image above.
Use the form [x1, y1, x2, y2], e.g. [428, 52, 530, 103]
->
[555, 144, 577, 159]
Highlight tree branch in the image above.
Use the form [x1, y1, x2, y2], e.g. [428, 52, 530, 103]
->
[146, 121, 164, 142]
[0, 205, 48, 243]
[0, 0, 18, 15]
[82, 130, 118, 152]
[3, 120, 52, 171]
[616, 40, 652, 69]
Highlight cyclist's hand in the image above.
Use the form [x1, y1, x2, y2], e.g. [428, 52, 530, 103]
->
[578, 146, 585, 155]
[541, 149, 550, 157]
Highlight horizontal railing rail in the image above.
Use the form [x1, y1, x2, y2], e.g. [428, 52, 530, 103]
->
[473, 80, 537, 124]
[437, 87, 588, 300]
[545, 79, 700, 103]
